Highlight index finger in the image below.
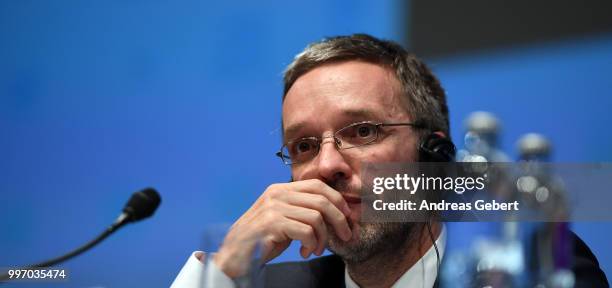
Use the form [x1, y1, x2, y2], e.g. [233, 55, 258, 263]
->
[288, 179, 351, 217]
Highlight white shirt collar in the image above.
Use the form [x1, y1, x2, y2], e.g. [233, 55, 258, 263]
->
[344, 225, 446, 288]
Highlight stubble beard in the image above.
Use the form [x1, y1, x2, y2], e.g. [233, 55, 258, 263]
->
[327, 217, 417, 264]
[325, 178, 419, 264]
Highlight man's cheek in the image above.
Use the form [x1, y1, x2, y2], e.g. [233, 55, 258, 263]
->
[362, 147, 397, 163]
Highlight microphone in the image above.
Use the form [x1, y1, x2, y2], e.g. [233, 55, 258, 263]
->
[0, 187, 161, 281]
[116, 187, 162, 226]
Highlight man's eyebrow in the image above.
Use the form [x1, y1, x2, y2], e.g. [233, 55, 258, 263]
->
[283, 122, 306, 141]
[342, 108, 377, 119]
[283, 109, 379, 140]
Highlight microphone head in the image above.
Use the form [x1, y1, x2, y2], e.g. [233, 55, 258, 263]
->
[122, 188, 161, 223]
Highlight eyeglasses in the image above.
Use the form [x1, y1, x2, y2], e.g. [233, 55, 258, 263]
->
[276, 121, 424, 165]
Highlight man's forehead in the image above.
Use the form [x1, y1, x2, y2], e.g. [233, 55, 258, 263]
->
[281, 61, 408, 137]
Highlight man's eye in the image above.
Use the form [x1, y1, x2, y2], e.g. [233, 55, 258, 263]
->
[356, 124, 375, 138]
[295, 141, 313, 153]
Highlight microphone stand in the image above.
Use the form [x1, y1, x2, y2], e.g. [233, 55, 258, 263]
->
[0, 188, 160, 282]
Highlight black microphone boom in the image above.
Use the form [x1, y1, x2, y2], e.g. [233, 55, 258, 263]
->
[0, 187, 161, 282]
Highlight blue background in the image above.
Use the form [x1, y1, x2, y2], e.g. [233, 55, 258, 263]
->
[1, 1, 611, 287]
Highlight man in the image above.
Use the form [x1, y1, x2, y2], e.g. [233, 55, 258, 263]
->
[172, 34, 608, 288]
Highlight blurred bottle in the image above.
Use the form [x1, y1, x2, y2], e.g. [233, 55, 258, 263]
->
[516, 133, 574, 288]
[517, 133, 551, 162]
[457, 111, 510, 163]
[443, 112, 522, 287]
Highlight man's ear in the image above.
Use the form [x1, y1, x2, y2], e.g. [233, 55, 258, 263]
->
[432, 131, 447, 138]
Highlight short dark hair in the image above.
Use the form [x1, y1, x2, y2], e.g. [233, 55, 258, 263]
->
[282, 33, 450, 138]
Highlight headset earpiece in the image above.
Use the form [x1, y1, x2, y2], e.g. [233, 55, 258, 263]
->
[418, 133, 456, 162]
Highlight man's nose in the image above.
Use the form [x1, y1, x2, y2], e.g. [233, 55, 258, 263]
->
[316, 137, 352, 183]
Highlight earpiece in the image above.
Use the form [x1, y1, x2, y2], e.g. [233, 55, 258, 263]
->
[418, 133, 456, 162]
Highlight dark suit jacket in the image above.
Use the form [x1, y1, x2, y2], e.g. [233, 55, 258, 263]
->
[260, 232, 608, 288]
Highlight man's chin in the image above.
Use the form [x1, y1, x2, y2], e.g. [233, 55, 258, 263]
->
[327, 238, 364, 263]
[326, 221, 376, 263]
[326, 221, 418, 264]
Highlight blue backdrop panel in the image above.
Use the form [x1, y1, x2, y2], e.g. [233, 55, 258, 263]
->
[0, 1, 402, 287]
[1, 1, 611, 287]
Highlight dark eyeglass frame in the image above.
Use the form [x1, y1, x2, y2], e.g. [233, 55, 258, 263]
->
[276, 121, 424, 165]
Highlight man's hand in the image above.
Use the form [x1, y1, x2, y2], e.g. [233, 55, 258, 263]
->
[213, 179, 353, 278]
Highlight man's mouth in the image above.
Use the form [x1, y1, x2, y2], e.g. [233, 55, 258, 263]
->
[342, 194, 362, 206]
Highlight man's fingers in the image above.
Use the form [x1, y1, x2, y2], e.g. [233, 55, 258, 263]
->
[281, 203, 328, 256]
[299, 245, 310, 258]
[235, 179, 353, 263]
[282, 192, 352, 242]
[216, 180, 352, 277]
[286, 179, 352, 217]
[280, 219, 319, 257]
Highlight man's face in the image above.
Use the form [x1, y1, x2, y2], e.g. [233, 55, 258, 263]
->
[282, 60, 420, 262]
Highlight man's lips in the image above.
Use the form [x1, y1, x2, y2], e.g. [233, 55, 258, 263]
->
[342, 195, 362, 204]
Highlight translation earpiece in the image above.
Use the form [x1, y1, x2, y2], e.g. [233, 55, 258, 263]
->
[418, 133, 456, 162]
